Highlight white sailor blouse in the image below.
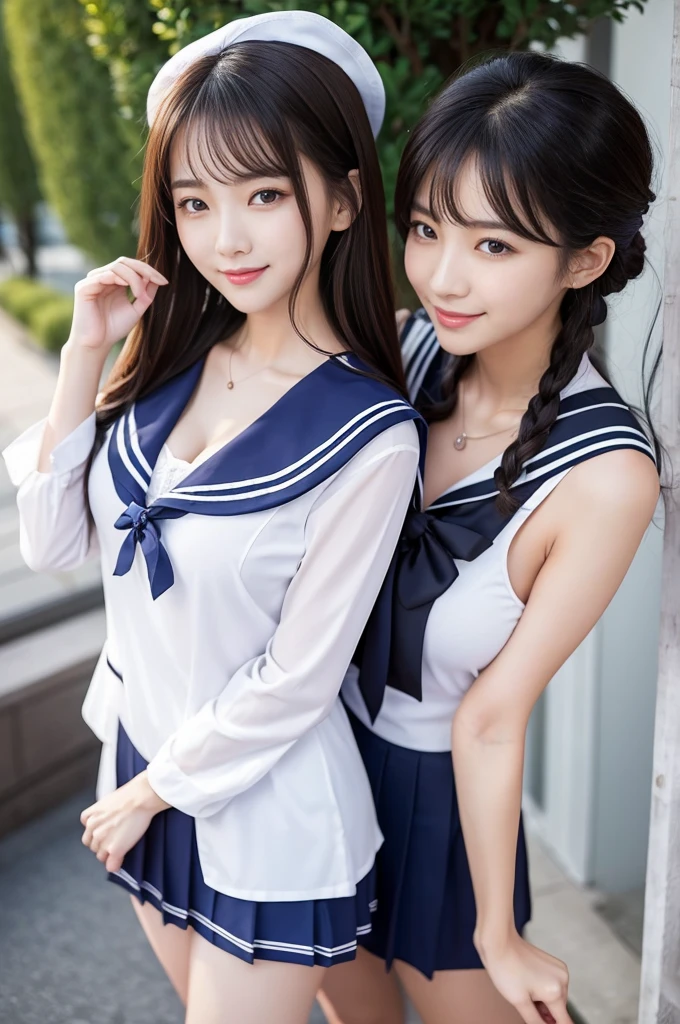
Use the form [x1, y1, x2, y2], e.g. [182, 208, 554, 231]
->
[3, 351, 422, 901]
[345, 311, 657, 738]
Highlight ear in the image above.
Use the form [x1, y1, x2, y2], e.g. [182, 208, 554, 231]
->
[567, 236, 616, 291]
[330, 169, 362, 232]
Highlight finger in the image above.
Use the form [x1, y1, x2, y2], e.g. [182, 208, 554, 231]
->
[131, 279, 160, 316]
[100, 261, 148, 300]
[96, 847, 110, 863]
[517, 1000, 545, 1024]
[116, 256, 168, 286]
[106, 852, 124, 874]
[80, 804, 95, 825]
[543, 998, 572, 1024]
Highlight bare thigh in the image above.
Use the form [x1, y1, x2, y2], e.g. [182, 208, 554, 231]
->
[317, 947, 405, 1024]
[395, 961, 524, 1024]
[184, 928, 325, 1024]
[130, 896, 191, 1005]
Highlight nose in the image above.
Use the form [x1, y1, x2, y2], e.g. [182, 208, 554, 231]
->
[215, 209, 252, 259]
[429, 243, 471, 302]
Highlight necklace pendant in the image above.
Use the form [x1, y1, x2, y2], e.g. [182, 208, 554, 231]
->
[454, 433, 467, 451]
[227, 381, 234, 390]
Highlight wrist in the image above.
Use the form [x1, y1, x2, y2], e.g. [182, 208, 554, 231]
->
[62, 337, 111, 362]
[473, 922, 518, 962]
[133, 770, 170, 814]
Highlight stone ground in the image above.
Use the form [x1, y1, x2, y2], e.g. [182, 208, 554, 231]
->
[0, 790, 418, 1024]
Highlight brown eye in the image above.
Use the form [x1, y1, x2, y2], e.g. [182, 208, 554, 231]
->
[252, 190, 283, 205]
[479, 238, 512, 256]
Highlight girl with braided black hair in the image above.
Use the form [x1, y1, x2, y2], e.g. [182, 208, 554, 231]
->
[320, 50, 660, 1024]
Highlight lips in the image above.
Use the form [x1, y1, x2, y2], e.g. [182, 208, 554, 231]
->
[434, 306, 484, 329]
[221, 266, 268, 285]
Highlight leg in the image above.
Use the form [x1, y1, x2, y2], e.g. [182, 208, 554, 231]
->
[129, 896, 191, 1005]
[184, 929, 325, 1024]
[317, 947, 405, 1024]
[395, 961, 524, 1024]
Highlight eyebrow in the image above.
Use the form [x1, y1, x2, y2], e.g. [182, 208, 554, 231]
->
[171, 171, 288, 190]
[411, 200, 512, 232]
[171, 177, 206, 190]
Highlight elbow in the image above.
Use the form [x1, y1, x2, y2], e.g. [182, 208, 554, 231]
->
[19, 530, 92, 574]
[452, 700, 525, 749]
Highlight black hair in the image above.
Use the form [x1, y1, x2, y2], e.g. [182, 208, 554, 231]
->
[395, 50, 659, 512]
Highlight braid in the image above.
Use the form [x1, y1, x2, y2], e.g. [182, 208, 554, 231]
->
[494, 291, 594, 514]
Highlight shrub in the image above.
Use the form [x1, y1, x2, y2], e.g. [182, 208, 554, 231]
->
[0, 276, 73, 352]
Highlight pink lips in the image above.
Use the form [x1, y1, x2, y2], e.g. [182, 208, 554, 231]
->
[434, 306, 484, 329]
[222, 266, 268, 286]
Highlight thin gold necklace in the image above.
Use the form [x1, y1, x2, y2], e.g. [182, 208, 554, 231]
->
[453, 382, 522, 451]
[227, 341, 270, 390]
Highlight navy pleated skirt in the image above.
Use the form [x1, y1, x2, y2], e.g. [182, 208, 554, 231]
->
[348, 710, 531, 978]
[108, 721, 377, 967]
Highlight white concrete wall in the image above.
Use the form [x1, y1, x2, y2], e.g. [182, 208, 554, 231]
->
[526, 7, 671, 892]
[589, 0, 673, 893]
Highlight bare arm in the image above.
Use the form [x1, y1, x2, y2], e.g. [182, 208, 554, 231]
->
[37, 257, 167, 471]
[452, 449, 659, 1023]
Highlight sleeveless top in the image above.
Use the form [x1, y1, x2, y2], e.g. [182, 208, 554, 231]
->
[342, 313, 656, 752]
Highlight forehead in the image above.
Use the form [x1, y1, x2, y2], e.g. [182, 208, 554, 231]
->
[416, 159, 500, 223]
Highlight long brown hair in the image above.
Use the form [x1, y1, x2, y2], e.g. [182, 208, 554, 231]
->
[95, 39, 405, 440]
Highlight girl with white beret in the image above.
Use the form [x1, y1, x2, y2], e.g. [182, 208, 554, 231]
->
[2, 12, 423, 1022]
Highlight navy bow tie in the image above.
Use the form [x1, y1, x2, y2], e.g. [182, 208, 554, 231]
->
[113, 501, 185, 599]
[358, 508, 492, 722]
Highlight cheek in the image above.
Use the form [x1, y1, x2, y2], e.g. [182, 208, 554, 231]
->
[404, 238, 432, 291]
[176, 219, 211, 265]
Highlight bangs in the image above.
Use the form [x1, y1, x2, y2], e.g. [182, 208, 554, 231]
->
[428, 144, 559, 247]
[169, 59, 299, 186]
[400, 102, 566, 250]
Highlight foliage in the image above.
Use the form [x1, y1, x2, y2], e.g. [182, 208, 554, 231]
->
[0, 0, 41, 275]
[3, 0, 138, 264]
[79, 0, 648, 218]
[0, 276, 74, 352]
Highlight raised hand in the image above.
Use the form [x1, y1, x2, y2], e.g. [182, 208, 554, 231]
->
[69, 256, 168, 352]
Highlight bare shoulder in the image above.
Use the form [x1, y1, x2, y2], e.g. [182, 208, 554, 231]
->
[553, 448, 660, 534]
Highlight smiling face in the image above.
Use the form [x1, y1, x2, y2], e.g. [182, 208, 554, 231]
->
[170, 130, 348, 318]
[404, 159, 571, 358]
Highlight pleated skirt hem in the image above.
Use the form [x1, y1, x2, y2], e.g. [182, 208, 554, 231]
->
[348, 708, 531, 978]
[109, 721, 377, 968]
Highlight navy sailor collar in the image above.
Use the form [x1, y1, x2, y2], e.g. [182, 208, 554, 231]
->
[107, 351, 424, 599]
[357, 331, 657, 723]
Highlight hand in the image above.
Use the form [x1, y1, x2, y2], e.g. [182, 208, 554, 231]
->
[395, 308, 411, 334]
[476, 930, 572, 1024]
[80, 771, 170, 874]
[69, 256, 168, 352]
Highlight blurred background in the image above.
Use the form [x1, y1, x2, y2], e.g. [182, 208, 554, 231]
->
[0, 1, 671, 1022]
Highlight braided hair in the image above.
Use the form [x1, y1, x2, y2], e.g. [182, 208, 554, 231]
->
[395, 52, 655, 513]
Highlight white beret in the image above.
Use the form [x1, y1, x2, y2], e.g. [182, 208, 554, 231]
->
[146, 9, 385, 137]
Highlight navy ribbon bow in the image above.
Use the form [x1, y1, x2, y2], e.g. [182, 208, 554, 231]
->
[358, 509, 492, 722]
[113, 501, 185, 600]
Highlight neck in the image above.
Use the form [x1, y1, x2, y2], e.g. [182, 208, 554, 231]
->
[466, 303, 563, 408]
[232, 267, 341, 367]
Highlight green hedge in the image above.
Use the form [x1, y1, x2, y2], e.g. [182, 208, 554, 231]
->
[3, 0, 138, 264]
[0, 277, 73, 353]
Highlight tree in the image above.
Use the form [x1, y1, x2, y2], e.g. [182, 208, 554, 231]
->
[3, 0, 138, 265]
[79, 0, 649, 216]
[0, 0, 41, 276]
